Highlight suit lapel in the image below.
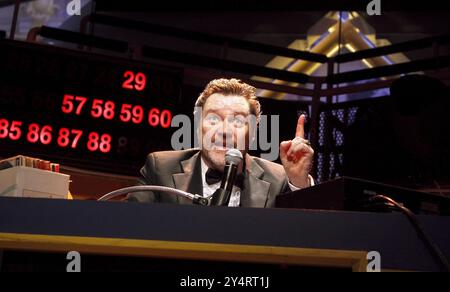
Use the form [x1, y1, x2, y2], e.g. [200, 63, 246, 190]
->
[172, 151, 203, 204]
[241, 155, 271, 208]
[172, 151, 271, 207]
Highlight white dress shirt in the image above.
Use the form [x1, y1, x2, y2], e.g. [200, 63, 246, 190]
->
[200, 157, 242, 207]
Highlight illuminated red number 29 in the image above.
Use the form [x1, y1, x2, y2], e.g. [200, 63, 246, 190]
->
[122, 71, 147, 91]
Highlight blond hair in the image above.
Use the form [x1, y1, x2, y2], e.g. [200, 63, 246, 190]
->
[194, 78, 261, 123]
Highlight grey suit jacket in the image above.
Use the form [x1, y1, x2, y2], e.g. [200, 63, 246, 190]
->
[127, 149, 290, 208]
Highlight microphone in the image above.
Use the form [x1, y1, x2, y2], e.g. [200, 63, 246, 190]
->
[210, 148, 244, 206]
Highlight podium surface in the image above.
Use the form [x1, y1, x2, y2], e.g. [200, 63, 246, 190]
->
[0, 197, 449, 272]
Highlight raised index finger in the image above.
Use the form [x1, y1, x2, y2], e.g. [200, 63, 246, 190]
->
[295, 114, 306, 138]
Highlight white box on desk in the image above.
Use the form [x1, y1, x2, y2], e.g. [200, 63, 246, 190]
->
[0, 166, 70, 199]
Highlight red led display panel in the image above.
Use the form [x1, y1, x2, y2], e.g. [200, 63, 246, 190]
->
[0, 40, 182, 175]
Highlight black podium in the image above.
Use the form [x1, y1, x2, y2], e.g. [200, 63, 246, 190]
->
[0, 196, 449, 272]
[276, 176, 450, 215]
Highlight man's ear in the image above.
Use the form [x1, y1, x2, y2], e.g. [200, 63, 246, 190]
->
[195, 121, 203, 148]
[193, 107, 203, 148]
[247, 115, 258, 150]
[250, 128, 257, 143]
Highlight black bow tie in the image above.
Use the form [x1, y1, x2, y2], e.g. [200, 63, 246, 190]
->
[205, 168, 244, 188]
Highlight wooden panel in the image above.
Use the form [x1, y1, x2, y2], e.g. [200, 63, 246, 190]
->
[0, 232, 368, 272]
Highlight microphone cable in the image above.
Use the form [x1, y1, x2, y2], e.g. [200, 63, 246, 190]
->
[369, 194, 450, 272]
[98, 185, 210, 206]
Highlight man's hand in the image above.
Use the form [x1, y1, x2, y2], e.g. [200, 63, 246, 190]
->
[280, 114, 314, 189]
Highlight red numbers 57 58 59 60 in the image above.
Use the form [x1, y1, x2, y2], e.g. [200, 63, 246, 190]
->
[61, 94, 172, 128]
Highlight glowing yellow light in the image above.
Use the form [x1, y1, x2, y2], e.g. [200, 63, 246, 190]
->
[305, 63, 322, 75]
[362, 59, 373, 68]
[326, 46, 339, 57]
[345, 43, 356, 52]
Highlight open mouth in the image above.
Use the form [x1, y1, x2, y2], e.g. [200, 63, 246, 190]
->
[210, 141, 230, 150]
[210, 145, 230, 151]
[211, 139, 235, 150]
[203, 136, 241, 150]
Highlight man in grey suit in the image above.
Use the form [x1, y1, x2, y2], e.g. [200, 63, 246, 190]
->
[127, 78, 314, 207]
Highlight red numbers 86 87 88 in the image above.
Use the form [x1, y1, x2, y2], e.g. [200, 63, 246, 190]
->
[0, 118, 112, 154]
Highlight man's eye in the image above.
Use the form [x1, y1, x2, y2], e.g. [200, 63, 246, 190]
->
[205, 115, 220, 124]
[233, 117, 246, 127]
